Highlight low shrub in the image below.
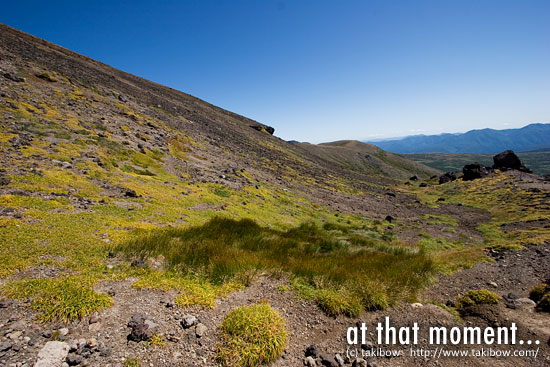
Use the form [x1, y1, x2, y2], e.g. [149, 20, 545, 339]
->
[217, 303, 287, 367]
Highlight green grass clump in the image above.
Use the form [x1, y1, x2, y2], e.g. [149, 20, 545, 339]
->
[529, 283, 549, 303]
[421, 214, 458, 226]
[36, 72, 56, 82]
[123, 358, 141, 367]
[455, 289, 500, 313]
[536, 294, 550, 312]
[117, 217, 435, 316]
[214, 187, 232, 197]
[217, 303, 287, 367]
[1, 277, 112, 322]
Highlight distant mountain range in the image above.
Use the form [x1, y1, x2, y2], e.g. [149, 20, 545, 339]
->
[366, 123, 550, 154]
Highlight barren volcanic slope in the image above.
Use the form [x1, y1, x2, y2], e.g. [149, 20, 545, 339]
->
[0, 24, 549, 367]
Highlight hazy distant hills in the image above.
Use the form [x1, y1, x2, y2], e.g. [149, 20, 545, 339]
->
[367, 123, 550, 154]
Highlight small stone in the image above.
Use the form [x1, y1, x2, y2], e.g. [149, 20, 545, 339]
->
[304, 356, 316, 366]
[514, 298, 536, 310]
[181, 315, 198, 329]
[0, 342, 12, 352]
[88, 322, 101, 334]
[58, 328, 69, 336]
[488, 281, 498, 288]
[88, 315, 99, 324]
[411, 302, 423, 308]
[305, 344, 319, 358]
[99, 345, 112, 357]
[66, 353, 83, 366]
[320, 354, 338, 367]
[34, 341, 70, 367]
[352, 358, 368, 367]
[69, 340, 78, 352]
[86, 338, 98, 349]
[195, 323, 207, 338]
[335, 354, 344, 367]
[7, 331, 22, 340]
[127, 314, 157, 342]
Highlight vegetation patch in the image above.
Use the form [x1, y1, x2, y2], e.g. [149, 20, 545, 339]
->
[536, 294, 550, 312]
[0, 276, 113, 322]
[117, 217, 434, 316]
[217, 303, 287, 367]
[36, 72, 57, 82]
[455, 289, 500, 314]
[529, 283, 550, 303]
[123, 358, 141, 367]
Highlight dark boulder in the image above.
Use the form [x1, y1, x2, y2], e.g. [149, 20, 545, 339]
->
[492, 150, 531, 173]
[2, 72, 25, 82]
[124, 189, 138, 198]
[463, 163, 490, 181]
[409, 175, 418, 181]
[439, 172, 457, 184]
[250, 124, 275, 135]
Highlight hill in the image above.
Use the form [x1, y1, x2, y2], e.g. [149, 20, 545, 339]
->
[368, 123, 550, 153]
[296, 140, 440, 179]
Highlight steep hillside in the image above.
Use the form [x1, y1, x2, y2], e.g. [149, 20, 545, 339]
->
[368, 123, 550, 153]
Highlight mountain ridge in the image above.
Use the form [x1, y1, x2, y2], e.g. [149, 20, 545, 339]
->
[367, 123, 550, 154]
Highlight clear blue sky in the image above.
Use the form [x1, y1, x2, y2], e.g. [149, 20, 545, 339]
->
[2, 1, 549, 143]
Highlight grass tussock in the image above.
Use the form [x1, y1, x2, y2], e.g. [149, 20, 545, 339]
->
[1, 277, 112, 322]
[537, 294, 550, 312]
[529, 283, 549, 303]
[217, 303, 287, 367]
[455, 289, 500, 314]
[123, 358, 141, 367]
[117, 217, 435, 316]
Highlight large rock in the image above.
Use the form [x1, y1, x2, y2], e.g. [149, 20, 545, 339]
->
[462, 163, 490, 181]
[493, 150, 531, 172]
[34, 341, 70, 367]
[439, 172, 457, 184]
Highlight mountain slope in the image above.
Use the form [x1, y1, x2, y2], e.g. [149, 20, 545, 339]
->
[0, 22, 436, 204]
[368, 123, 550, 153]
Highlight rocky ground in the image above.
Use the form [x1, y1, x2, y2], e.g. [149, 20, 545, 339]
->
[1, 244, 549, 367]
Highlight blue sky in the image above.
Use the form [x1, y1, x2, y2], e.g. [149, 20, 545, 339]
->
[1, 1, 549, 143]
